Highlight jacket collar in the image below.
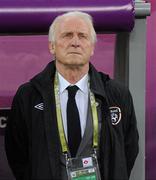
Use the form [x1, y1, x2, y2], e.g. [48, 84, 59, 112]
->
[31, 60, 110, 100]
[30, 60, 56, 92]
[89, 63, 109, 99]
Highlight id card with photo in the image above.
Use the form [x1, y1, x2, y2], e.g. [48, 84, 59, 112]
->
[66, 155, 101, 180]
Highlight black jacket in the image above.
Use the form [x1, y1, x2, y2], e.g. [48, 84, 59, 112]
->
[5, 61, 139, 180]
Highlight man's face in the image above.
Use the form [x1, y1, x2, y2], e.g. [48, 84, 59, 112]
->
[49, 16, 95, 67]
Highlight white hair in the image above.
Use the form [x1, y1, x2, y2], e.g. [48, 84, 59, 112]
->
[48, 11, 97, 43]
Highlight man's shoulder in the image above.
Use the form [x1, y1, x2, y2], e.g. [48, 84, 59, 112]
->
[107, 79, 128, 91]
[12, 81, 43, 111]
[15, 81, 37, 99]
[98, 72, 129, 96]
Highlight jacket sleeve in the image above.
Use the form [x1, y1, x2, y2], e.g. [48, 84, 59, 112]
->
[124, 90, 139, 177]
[5, 88, 29, 180]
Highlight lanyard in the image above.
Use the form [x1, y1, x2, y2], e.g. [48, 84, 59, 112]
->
[54, 72, 99, 154]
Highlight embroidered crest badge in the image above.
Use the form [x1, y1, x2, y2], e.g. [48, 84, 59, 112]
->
[109, 107, 121, 125]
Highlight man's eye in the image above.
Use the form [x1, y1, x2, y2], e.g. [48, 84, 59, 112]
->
[64, 33, 73, 38]
[79, 33, 87, 39]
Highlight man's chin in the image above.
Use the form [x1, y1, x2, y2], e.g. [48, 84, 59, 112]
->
[57, 58, 89, 68]
[65, 58, 87, 66]
[65, 62, 85, 68]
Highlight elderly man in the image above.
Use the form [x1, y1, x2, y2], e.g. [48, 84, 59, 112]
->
[5, 11, 139, 180]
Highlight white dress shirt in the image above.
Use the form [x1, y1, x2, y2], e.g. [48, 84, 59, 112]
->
[58, 72, 89, 140]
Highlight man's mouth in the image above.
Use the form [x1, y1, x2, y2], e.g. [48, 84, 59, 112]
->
[68, 52, 81, 55]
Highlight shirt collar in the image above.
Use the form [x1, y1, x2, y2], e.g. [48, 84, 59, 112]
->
[58, 72, 88, 94]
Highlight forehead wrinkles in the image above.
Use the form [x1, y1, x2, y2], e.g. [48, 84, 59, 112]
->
[55, 17, 91, 36]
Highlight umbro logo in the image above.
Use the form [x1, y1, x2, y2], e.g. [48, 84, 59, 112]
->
[34, 103, 44, 110]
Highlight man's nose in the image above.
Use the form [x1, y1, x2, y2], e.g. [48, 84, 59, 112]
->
[71, 35, 80, 48]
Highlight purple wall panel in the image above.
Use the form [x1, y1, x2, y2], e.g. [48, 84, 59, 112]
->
[0, 34, 115, 108]
[146, 0, 156, 179]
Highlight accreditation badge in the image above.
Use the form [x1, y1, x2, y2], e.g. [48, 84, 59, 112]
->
[66, 154, 101, 180]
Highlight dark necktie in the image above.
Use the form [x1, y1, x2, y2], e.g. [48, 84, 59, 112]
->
[67, 85, 81, 157]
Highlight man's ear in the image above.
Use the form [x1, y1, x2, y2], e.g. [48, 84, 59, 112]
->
[48, 42, 55, 54]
